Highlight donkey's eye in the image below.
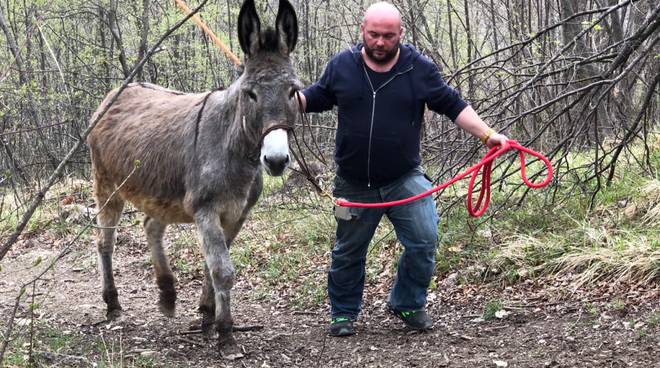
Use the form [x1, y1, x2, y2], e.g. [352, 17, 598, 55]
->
[246, 90, 257, 101]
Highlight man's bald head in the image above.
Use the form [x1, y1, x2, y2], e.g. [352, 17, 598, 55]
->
[360, 2, 404, 65]
[363, 2, 402, 28]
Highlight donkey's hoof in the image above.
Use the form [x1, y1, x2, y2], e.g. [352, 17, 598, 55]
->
[158, 286, 177, 317]
[106, 307, 123, 320]
[218, 336, 242, 360]
[187, 318, 215, 337]
[158, 302, 176, 318]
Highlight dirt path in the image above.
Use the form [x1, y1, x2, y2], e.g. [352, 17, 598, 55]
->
[1, 235, 657, 368]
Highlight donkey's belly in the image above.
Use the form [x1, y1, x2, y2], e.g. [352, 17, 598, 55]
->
[124, 194, 194, 224]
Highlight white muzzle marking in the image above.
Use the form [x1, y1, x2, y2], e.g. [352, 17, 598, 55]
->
[260, 129, 290, 176]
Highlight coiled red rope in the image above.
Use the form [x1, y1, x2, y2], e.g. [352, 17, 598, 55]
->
[335, 140, 554, 217]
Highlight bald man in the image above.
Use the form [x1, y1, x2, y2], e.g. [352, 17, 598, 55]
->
[298, 2, 508, 337]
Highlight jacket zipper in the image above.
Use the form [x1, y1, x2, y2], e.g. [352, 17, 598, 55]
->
[362, 64, 414, 187]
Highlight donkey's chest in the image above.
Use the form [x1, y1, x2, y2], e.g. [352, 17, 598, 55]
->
[219, 197, 250, 222]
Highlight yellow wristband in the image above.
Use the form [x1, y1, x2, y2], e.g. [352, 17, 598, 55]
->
[480, 128, 496, 145]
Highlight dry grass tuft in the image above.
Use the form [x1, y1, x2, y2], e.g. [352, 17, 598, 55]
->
[491, 226, 659, 286]
[551, 237, 659, 287]
[637, 180, 660, 225]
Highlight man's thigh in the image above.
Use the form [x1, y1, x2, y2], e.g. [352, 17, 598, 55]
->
[385, 172, 439, 245]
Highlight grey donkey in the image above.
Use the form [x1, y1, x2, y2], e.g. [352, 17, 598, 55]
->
[87, 0, 300, 351]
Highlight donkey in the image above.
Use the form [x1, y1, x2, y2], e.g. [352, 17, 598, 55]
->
[87, 0, 300, 349]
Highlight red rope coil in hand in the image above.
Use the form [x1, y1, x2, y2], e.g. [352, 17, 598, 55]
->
[335, 141, 554, 217]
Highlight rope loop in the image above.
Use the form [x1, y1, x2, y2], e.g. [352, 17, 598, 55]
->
[336, 140, 554, 217]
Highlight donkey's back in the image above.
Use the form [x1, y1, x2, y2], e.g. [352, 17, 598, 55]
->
[88, 83, 209, 223]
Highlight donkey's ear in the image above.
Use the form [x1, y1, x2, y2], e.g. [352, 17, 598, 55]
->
[276, 0, 298, 55]
[238, 0, 261, 56]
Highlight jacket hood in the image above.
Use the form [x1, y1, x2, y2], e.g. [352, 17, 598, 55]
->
[350, 43, 422, 72]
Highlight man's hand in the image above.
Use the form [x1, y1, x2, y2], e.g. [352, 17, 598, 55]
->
[455, 106, 509, 148]
[486, 132, 508, 148]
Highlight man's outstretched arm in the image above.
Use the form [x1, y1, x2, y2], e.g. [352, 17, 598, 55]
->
[455, 106, 508, 148]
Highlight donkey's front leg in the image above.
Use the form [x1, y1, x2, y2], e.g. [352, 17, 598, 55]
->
[198, 175, 263, 335]
[194, 208, 236, 348]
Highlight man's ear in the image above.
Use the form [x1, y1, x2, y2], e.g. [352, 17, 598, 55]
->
[400, 26, 406, 40]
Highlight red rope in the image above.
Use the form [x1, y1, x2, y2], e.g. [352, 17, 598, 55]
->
[335, 141, 554, 217]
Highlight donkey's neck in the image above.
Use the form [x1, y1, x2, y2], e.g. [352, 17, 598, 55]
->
[188, 85, 261, 190]
[223, 83, 262, 161]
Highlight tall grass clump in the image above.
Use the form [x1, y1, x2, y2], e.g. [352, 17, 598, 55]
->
[457, 135, 660, 286]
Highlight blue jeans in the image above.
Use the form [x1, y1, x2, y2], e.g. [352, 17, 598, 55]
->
[329, 167, 439, 319]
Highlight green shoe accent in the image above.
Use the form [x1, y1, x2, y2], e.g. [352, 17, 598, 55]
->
[387, 304, 433, 331]
[329, 317, 356, 337]
[331, 316, 351, 324]
[400, 311, 416, 318]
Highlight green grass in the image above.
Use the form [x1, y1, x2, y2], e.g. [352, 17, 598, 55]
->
[0, 179, 97, 241]
[228, 135, 659, 307]
[585, 302, 600, 317]
[608, 298, 626, 312]
[233, 194, 335, 308]
[1, 322, 119, 367]
[648, 312, 660, 328]
[483, 299, 504, 321]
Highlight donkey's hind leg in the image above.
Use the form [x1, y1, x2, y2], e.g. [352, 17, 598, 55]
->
[144, 217, 177, 317]
[94, 179, 125, 319]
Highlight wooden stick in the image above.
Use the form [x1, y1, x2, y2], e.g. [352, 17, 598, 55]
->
[174, 0, 242, 66]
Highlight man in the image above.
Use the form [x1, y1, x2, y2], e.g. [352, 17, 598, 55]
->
[297, 2, 508, 336]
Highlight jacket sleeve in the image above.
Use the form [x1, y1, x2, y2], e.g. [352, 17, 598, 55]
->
[301, 59, 337, 113]
[422, 62, 469, 121]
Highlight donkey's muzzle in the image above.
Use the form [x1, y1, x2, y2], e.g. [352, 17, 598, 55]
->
[260, 128, 290, 176]
[264, 154, 290, 176]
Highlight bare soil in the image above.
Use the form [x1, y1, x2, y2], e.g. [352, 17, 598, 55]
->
[1, 228, 658, 368]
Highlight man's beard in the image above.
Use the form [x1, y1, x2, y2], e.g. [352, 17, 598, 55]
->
[363, 40, 400, 65]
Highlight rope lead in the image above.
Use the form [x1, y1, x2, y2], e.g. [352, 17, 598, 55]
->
[336, 141, 554, 218]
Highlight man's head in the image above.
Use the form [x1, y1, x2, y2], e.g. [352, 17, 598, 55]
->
[361, 2, 403, 65]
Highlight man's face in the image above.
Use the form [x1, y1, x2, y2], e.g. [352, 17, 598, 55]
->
[361, 17, 402, 65]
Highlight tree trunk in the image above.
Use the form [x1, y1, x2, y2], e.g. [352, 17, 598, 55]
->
[0, 2, 27, 85]
[107, 1, 130, 78]
[136, 0, 151, 81]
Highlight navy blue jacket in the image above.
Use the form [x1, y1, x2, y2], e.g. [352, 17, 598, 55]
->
[302, 44, 468, 187]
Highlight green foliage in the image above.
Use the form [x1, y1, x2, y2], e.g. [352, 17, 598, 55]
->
[3, 352, 29, 366]
[608, 298, 626, 312]
[2, 323, 90, 367]
[648, 312, 660, 328]
[295, 278, 327, 308]
[483, 299, 503, 321]
[584, 302, 600, 317]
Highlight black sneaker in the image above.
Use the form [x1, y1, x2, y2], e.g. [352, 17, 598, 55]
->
[329, 316, 356, 337]
[388, 305, 433, 331]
